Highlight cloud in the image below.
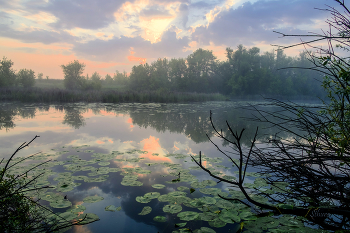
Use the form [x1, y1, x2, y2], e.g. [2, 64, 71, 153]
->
[0, 23, 75, 44]
[191, 0, 331, 47]
[139, 6, 173, 20]
[190, 1, 219, 9]
[73, 28, 191, 63]
[42, 0, 131, 29]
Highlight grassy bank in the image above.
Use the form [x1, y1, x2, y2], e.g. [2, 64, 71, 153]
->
[0, 87, 227, 103]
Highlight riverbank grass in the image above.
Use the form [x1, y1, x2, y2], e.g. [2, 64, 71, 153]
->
[0, 87, 227, 103]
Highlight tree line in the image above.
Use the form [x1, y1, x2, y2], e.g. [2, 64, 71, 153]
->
[1, 44, 325, 98]
[62, 45, 324, 97]
[127, 45, 324, 97]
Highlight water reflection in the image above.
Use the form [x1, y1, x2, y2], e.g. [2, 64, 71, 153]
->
[62, 106, 86, 129]
[0, 101, 322, 233]
[0, 102, 297, 144]
[0, 103, 37, 131]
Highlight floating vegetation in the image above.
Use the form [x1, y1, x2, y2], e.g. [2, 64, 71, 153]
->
[151, 184, 166, 189]
[83, 196, 104, 203]
[70, 205, 86, 213]
[105, 205, 122, 212]
[98, 161, 110, 166]
[163, 204, 182, 214]
[1, 137, 327, 233]
[50, 199, 72, 208]
[153, 216, 167, 222]
[177, 211, 199, 221]
[138, 206, 152, 215]
[77, 213, 100, 225]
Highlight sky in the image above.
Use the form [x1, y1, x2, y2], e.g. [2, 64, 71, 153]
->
[0, 0, 338, 79]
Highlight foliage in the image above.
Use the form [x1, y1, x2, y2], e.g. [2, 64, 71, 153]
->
[61, 60, 85, 90]
[113, 70, 128, 86]
[82, 72, 102, 90]
[0, 57, 17, 87]
[37, 73, 43, 80]
[104, 74, 113, 85]
[125, 47, 324, 97]
[17, 68, 36, 88]
[0, 136, 97, 232]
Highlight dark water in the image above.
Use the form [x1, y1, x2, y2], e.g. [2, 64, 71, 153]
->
[0, 101, 323, 233]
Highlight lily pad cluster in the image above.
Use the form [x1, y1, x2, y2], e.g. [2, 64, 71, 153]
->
[4, 141, 328, 233]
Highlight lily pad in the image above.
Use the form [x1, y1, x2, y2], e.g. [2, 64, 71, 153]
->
[153, 216, 167, 222]
[83, 196, 104, 203]
[105, 205, 120, 212]
[199, 196, 216, 205]
[98, 161, 110, 166]
[163, 204, 182, 214]
[136, 196, 152, 203]
[152, 184, 166, 189]
[175, 222, 187, 228]
[70, 205, 86, 213]
[198, 227, 216, 233]
[138, 206, 152, 215]
[168, 191, 187, 198]
[177, 186, 189, 191]
[143, 192, 160, 199]
[215, 200, 233, 209]
[77, 213, 100, 225]
[50, 199, 72, 208]
[208, 218, 226, 228]
[58, 211, 79, 221]
[177, 211, 199, 221]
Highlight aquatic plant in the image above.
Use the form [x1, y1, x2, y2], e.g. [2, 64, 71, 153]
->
[0, 136, 98, 232]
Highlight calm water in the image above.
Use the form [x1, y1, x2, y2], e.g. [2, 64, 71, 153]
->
[0, 101, 321, 233]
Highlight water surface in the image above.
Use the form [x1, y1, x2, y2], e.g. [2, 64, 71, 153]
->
[0, 101, 321, 233]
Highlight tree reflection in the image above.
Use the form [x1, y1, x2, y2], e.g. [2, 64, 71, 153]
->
[62, 106, 86, 129]
[0, 104, 37, 131]
[0, 102, 308, 142]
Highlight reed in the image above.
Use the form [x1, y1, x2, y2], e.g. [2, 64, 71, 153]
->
[0, 87, 227, 103]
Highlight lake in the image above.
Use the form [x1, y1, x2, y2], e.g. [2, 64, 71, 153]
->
[0, 101, 321, 233]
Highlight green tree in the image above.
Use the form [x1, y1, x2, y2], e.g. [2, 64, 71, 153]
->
[0, 57, 17, 87]
[17, 69, 36, 88]
[149, 58, 170, 91]
[169, 58, 188, 91]
[129, 64, 151, 91]
[186, 48, 217, 92]
[61, 60, 85, 89]
[104, 74, 113, 85]
[37, 72, 43, 80]
[81, 72, 102, 90]
[113, 70, 128, 86]
[90, 72, 102, 90]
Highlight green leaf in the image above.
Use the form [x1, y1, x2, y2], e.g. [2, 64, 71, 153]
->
[138, 206, 152, 215]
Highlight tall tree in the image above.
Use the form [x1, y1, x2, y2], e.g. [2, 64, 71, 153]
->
[37, 72, 43, 80]
[61, 60, 85, 90]
[129, 64, 151, 91]
[0, 57, 17, 87]
[17, 69, 36, 88]
[169, 58, 188, 91]
[187, 48, 217, 92]
[104, 74, 113, 85]
[149, 58, 170, 91]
